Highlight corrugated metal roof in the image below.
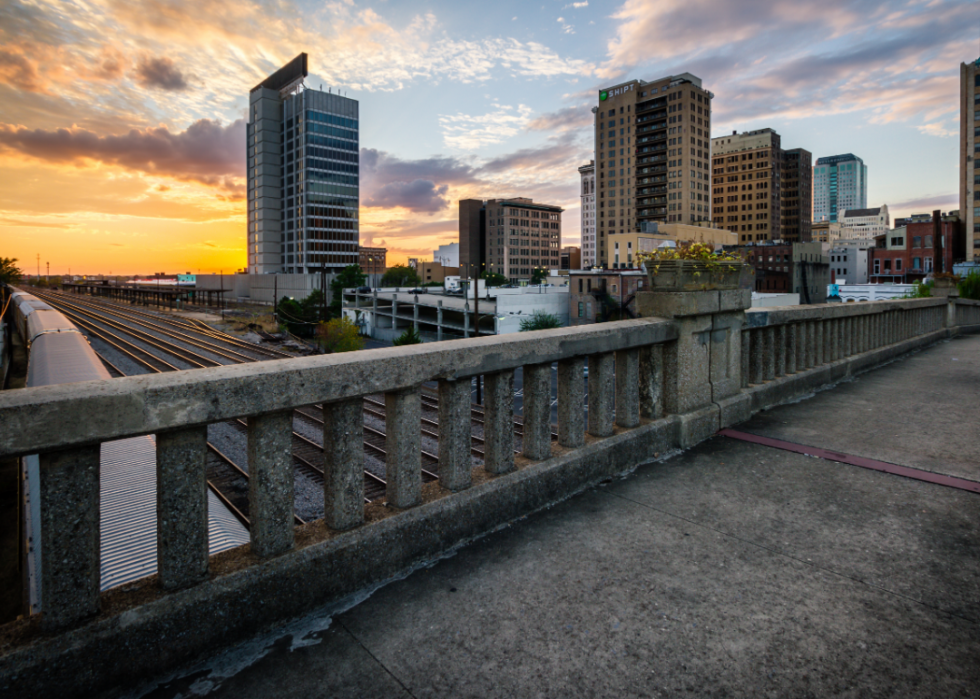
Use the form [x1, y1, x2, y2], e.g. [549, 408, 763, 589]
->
[100, 436, 249, 592]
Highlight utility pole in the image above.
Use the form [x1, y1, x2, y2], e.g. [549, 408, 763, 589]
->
[46, 261, 49, 281]
[36, 253, 40, 279]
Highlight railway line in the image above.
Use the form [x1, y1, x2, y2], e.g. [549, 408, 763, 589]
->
[41, 287, 542, 515]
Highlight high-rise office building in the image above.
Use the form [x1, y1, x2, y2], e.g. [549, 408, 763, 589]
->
[247, 54, 359, 274]
[813, 153, 867, 223]
[459, 198, 563, 281]
[579, 161, 596, 268]
[711, 129, 782, 244]
[594, 73, 713, 268]
[960, 57, 980, 261]
[781, 148, 812, 242]
[458, 199, 486, 274]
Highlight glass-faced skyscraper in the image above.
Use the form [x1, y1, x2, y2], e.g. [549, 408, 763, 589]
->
[813, 153, 867, 223]
[247, 54, 359, 274]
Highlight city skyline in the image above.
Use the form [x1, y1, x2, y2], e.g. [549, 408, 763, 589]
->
[0, 0, 976, 274]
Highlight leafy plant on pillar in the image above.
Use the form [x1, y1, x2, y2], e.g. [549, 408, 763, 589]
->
[958, 270, 980, 300]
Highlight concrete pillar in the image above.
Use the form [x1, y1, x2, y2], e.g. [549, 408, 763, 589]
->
[639, 343, 664, 419]
[391, 298, 399, 332]
[322, 398, 365, 529]
[384, 388, 421, 508]
[156, 426, 209, 590]
[484, 370, 516, 474]
[39, 446, 101, 630]
[437, 379, 472, 490]
[247, 411, 295, 556]
[763, 326, 775, 381]
[522, 363, 553, 460]
[774, 325, 786, 377]
[786, 323, 798, 374]
[615, 349, 640, 428]
[740, 330, 751, 388]
[463, 302, 470, 338]
[557, 356, 586, 448]
[413, 303, 419, 334]
[588, 352, 615, 437]
[814, 321, 824, 365]
[437, 301, 444, 342]
[750, 329, 764, 385]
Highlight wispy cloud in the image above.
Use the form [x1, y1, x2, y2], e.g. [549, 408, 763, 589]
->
[438, 104, 535, 150]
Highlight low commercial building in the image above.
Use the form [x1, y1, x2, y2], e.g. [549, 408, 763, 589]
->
[734, 241, 829, 303]
[358, 247, 387, 275]
[812, 220, 842, 244]
[604, 222, 737, 269]
[560, 246, 581, 270]
[867, 215, 963, 283]
[416, 262, 459, 285]
[568, 270, 647, 325]
[829, 245, 870, 284]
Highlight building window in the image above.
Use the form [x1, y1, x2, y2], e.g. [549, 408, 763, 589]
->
[578, 302, 584, 318]
[874, 259, 880, 274]
[895, 258, 902, 271]
[913, 236, 921, 248]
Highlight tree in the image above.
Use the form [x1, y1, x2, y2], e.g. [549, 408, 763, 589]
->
[519, 310, 563, 331]
[330, 264, 366, 316]
[959, 271, 980, 301]
[381, 264, 420, 287]
[481, 271, 508, 287]
[530, 267, 549, 285]
[393, 326, 422, 346]
[316, 316, 364, 353]
[277, 295, 321, 337]
[0, 258, 23, 284]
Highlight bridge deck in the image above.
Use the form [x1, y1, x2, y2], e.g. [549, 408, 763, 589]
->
[137, 334, 980, 698]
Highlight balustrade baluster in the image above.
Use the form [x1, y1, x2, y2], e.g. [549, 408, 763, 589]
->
[40, 445, 101, 629]
[437, 379, 473, 489]
[521, 364, 553, 461]
[740, 330, 751, 388]
[558, 357, 586, 448]
[774, 325, 786, 377]
[615, 349, 640, 429]
[156, 427, 209, 590]
[763, 327, 776, 381]
[815, 320, 825, 365]
[323, 398, 366, 528]
[588, 352, 616, 437]
[385, 388, 421, 507]
[484, 370, 516, 474]
[639, 344, 664, 418]
[248, 411, 295, 555]
[750, 329, 765, 384]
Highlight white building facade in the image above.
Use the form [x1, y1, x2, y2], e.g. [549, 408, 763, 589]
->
[839, 205, 890, 240]
[579, 161, 596, 269]
[432, 242, 459, 267]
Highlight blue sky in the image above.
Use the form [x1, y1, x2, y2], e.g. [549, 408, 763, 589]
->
[0, 0, 977, 272]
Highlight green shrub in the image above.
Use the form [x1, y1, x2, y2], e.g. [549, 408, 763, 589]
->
[519, 310, 563, 331]
[393, 326, 422, 346]
[958, 271, 980, 301]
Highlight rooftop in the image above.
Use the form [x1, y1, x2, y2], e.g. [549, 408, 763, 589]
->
[160, 334, 980, 698]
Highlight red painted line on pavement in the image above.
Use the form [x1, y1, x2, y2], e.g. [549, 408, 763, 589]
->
[718, 428, 980, 495]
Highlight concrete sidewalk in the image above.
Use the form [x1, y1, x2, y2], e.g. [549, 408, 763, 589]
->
[141, 335, 980, 699]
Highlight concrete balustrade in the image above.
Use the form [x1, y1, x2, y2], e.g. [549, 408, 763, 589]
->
[2, 293, 979, 698]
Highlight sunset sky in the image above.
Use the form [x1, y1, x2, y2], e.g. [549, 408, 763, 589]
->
[1, 0, 977, 275]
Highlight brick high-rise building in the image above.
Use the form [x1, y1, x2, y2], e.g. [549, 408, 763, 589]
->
[461, 198, 563, 281]
[711, 129, 782, 244]
[594, 73, 713, 268]
[579, 160, 596, 268]
[247, 54, 360, 274]
[780, 148, 812, 242]
[960, 57, 980, 261]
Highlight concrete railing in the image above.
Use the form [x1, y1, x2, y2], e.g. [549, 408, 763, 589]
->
[2, 290, 979, 698]
[741, 298, 949, 388]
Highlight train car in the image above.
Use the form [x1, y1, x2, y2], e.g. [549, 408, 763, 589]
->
[8, 288, 248, 613]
